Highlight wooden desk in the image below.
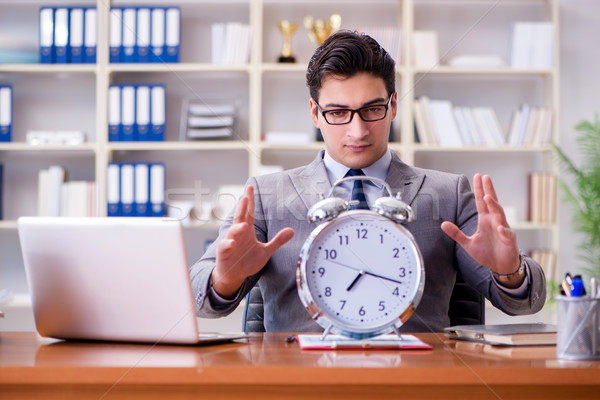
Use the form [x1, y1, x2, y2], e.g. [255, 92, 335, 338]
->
[1, 331, 599, 400]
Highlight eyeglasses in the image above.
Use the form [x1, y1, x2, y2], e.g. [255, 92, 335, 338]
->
[315, 93, 394, 125]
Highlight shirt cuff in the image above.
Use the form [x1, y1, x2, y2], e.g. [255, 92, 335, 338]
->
[492, 264, 530, 298]
[208, 275, 243, 309]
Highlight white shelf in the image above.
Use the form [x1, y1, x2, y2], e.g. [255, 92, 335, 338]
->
[0, 64, 97, 74]
[413, 66, 555, 75]
[0, 143, 97, 152]
[412, 144, 554, 153]
[107, 63, 252, 74]
[107, 141, 251, 152]
[0, 221, 18, 229]
[259, 142, 325, 151]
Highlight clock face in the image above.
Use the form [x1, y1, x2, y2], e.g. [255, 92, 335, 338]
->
[297, 211, 425, 338]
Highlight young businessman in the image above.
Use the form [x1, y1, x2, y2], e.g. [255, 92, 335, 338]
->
[191, 31, 546, 332]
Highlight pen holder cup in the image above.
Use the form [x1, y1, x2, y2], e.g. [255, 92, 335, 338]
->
[555, 296, 600, 360]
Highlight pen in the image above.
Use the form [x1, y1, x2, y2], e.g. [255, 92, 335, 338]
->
[561, 279, 571, 296]
[570, 275, 585, 297]
[285, 334, 297, 343]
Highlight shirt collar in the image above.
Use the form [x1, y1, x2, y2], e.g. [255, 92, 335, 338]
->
[323, 149, 392, 189]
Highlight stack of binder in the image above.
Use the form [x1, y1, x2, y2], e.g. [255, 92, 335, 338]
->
[110, 7, 180, 63]
[0, 85, 11, 142]
[181, 99, 236, 140]
[108, 84, 166, 142]
[39, 7, 97, 64]
[107, 162, 165, 217]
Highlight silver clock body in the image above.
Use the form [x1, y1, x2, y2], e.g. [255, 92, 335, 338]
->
[297, 209, 425, 339]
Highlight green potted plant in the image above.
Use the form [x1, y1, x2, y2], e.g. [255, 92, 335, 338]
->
[553, 114, 600, 282]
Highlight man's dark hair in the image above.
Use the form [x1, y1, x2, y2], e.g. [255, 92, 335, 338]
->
[306, 30, 396, 102]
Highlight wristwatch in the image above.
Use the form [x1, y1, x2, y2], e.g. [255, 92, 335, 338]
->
[492, 255, 526, 282]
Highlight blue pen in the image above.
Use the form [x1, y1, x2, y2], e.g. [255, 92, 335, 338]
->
[570, 275, 585, 297]
[572, 274, 587, 296]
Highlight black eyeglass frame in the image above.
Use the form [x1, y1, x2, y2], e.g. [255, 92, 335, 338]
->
[315, 93, 395, 125]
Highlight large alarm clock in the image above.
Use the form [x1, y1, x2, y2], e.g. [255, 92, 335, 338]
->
[296, 176, 425, 339]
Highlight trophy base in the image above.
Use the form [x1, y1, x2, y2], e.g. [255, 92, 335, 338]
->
[278, 55, 296, 63]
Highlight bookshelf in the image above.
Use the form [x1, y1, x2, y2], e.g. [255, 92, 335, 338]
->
[0, 0, 559, 328]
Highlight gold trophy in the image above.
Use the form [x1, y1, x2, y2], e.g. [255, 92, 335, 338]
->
[304, 14, 342, 45]
[277, 20, 299, 63]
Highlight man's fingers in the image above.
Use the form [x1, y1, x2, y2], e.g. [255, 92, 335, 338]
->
[484, 194, 510, 227]
[233, 193, 249, 224]
[482, 174, 499, 203]
[472, 173, 488, 215]
[264, 228, 295, 254]
[216, 238, 236, 260]
[497, 225, 516, 243]
[441, 221, 469, 247]
[233, 185, 254, 225]
[246, 185, 256, 226]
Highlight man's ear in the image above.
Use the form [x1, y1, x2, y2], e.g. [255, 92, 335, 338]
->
[309, 98, 320, 128]
[391, 92, 398, 120]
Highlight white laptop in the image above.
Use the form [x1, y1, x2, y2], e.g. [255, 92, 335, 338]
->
[17, 217, 247, 345]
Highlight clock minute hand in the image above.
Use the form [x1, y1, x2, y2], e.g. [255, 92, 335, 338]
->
[363, 270, 403, 285]
[326, 259, 403, 285]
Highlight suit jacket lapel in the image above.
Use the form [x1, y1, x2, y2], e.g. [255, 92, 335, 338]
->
[386, 151, 425, 206]
[289, 150, 332, 212]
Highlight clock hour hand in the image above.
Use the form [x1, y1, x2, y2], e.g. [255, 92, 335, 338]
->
[346, 270, 365, 291]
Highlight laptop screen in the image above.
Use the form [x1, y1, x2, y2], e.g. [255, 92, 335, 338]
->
[18, 217, 203, 344]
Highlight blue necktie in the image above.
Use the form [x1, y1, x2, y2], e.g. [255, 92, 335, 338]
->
[346, 169, 369, 210]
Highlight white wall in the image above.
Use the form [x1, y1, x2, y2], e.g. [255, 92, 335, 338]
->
[485, 0, 600, 325]
[556, 0, 600, 277]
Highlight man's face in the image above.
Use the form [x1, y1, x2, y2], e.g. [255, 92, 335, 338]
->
[310, 72, 397, 169]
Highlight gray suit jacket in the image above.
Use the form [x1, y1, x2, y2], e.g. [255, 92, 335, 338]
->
[190, 151, 546, 332]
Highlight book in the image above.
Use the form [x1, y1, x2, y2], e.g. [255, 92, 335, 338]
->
[444, 323, 557, 346]
[530, 248, 556, 281]
[296, 334, 432, 350]
[429, 99, 462, 146]
[415, 96, 437, 145]
[211, 22, 252, 65]
[413, 30, 439, 69]
[510, 22, 554, 69]
[452, 339, 555, 359]
[528, 172, 557, 223]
